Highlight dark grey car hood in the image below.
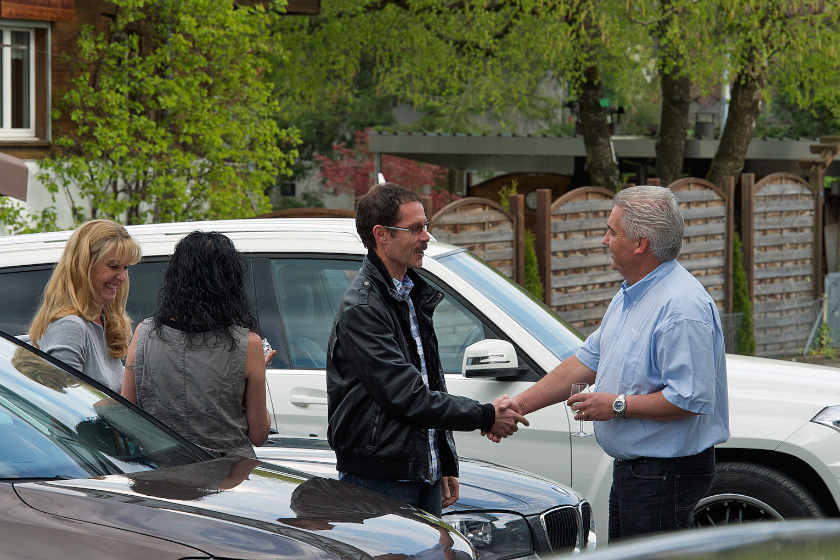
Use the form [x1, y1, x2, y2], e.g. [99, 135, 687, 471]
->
[14, 457, 473, 560]
[256, 438, 585, 515]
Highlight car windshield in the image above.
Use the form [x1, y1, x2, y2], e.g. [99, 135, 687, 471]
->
[0, 335, 210, 481]
[435, 249, 584, 361]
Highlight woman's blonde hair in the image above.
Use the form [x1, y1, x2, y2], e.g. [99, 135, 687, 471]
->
[29, 219, 141, 358]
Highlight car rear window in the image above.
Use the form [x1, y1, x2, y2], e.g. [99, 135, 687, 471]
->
[0, 267, 52, 337]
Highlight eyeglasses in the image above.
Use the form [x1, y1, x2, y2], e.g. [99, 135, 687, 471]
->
[383, 222, 430, 236]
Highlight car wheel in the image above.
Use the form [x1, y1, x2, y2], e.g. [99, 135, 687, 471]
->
[693, 461, 823, 527]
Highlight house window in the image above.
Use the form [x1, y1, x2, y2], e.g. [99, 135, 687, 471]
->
[0, 27, 34, 138]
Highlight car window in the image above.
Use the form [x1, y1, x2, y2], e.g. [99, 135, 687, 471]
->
[0, 337, 210, 480]
[424, 279, 488, 373]
[0, 261, 167, 340]
[435, 250, 584, 362]
[264, 256, 537, 378]
[421, 275, 540, 380]
[0, 266, 52, 337]
[269, 258, 360, 369]
[124, 260, 169, 326]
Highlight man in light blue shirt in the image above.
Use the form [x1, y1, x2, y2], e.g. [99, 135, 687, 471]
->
[504, 186, 729, 542]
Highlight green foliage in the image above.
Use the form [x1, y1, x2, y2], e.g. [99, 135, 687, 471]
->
[38, 0, 299, 225]
[498, 181, 544, 300]
[732, 231, 756, 356]
[809, 323, 836, 360]
[523, 229, 544, 301]
[0, 197, 59, 234]
[270, 0, 647, 140]
[756, 89, 840, 140]
[497, 184, 517, 209]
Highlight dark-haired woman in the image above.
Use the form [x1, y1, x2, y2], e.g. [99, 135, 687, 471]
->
[121, 231, 272, 458]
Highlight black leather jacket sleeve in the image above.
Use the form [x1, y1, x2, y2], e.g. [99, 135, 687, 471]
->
[339, 293, 490, 431]
[326, 254, 495, 481]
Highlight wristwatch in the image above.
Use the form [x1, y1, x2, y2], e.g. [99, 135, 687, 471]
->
[612, 394, 626, 419]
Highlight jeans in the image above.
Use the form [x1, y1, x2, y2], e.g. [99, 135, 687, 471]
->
[341, 473, 443, 517]
[608, 447, 715, 542]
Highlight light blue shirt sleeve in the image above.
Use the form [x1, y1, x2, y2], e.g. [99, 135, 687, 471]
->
[576, 325, 602, 372]
[654, 317, 717, 415]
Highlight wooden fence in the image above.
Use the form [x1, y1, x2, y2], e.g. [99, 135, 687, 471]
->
[274, 173, 823, 357]
[531, 179, 732, 337]
[537, 187, 620, 337]
[429, 196, 524, 285]
[741, 173, 821, 356]
[669, 177, 734, 316]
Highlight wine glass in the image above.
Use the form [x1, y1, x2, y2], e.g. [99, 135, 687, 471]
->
[570, 383, 591, 437]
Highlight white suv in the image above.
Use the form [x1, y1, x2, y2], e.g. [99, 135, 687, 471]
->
[2, 218, 840, 540]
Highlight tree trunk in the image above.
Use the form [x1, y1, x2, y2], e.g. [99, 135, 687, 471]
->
[706, 64, 766, 186]
[578, 65, 620, 191]
[655, 68, 691, 185]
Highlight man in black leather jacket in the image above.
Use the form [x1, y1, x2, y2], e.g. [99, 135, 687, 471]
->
[326, 183, 527, 518]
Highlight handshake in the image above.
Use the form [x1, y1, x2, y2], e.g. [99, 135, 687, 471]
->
[481, 394, 528, 444]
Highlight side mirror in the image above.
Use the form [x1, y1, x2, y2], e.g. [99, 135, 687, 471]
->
[462, 339, 523, 380]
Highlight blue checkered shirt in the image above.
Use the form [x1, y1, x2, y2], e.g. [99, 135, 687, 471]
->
[394, 275, 441, 483]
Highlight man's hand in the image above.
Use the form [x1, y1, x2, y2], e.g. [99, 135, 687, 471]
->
[442, 476, 459, 508]
[482, 395, 528, 442]
[488, 401, 529, 441]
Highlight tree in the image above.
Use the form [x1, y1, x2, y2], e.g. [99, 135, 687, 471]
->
[622, 0, 840, 187]
[625, 0, 708, 185]
[273, 0, 840, 194]
[37, 0, 298, 225]
[272, 0, 646, 190]
[709, 1, 840, 185]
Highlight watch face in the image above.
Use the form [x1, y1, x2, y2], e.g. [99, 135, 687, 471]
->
[613, 397, 626, 413]
[525, 191, 538, 210]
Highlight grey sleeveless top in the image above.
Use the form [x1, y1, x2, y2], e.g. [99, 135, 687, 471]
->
[133, 318, 255, 458]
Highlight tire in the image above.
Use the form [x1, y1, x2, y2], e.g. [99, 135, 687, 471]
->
[693, 461, 824, 527]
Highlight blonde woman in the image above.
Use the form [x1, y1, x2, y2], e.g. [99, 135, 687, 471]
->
[30, 219, 141, 392]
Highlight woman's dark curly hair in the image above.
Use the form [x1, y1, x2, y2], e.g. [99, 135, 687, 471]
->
[154, 231, 258, 349]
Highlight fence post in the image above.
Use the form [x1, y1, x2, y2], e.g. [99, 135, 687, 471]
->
[535, 189, 552, 306]
[811, 169, 825, 300]
[420, 196, 433, 231]
[509, 194, 526, 287]
[740, 173, 756, 302]
[721, 175, 735, 314]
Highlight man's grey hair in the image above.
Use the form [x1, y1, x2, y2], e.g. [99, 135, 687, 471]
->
[613, 186, 685, 262]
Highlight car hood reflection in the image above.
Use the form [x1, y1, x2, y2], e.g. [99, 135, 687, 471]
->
[14, 457, 473, 560]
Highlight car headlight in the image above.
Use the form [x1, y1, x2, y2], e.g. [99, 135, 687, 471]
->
[812, 406, 840, 433]
[442, 512, 533, 560]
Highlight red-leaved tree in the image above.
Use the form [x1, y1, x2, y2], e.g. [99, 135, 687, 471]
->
[315, 129, 457, 210]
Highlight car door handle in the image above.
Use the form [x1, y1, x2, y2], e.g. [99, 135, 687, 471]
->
[290, 394, 328, 407]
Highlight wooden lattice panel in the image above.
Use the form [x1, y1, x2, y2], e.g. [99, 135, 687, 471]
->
[548, 187, 620, 337]
[749, 174, 817, 357]
[670, 178, 727, 312]
[431, 198, 516, 278]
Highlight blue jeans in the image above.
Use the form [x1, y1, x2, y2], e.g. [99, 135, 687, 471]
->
[341, 474, 443, 517]
[608, 447, 715, 542]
